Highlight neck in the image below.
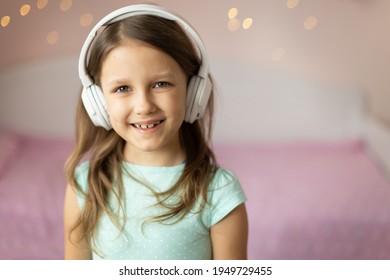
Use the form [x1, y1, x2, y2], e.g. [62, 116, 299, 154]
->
[123, 143, 185, 167]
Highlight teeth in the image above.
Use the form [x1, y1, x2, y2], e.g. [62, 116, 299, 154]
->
[133, 121, 162, 129]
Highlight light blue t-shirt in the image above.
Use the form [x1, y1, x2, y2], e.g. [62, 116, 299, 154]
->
[75, 161, 246, 260]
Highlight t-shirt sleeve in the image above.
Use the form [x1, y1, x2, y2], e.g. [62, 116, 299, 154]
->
[74, 161, 90, 210]
[202, 168, 247, 228]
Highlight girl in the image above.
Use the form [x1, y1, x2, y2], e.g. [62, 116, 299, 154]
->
[64, 4, 248, 260]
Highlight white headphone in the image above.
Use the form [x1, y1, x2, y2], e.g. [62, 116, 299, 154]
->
[78, 4, 212, 130]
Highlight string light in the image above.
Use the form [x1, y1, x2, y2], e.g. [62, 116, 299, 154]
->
[20, 4, 31, 16]
[80, 13, 94, 27]
[304, 16, 318, 30]
[60, 0, 72, 12]
[47, 31, 60, 45]
[228, 8, 238, 19]
[227, 7, 252, 31]
[3, 2, 313, 59]
[228, 18, 241, 32]
[1, 16, 10, 27]
[287, 0, 300, 9]
[37, 0, 48, 10]
[242, 18, 253, 30]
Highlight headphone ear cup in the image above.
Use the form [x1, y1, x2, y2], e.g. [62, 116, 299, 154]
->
[185, 76, 199, 123]
[185, 75, 212, 123]
[81, 85, 112, 130]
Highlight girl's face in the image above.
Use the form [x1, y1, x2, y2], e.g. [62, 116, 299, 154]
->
[100, 40, 187, 166]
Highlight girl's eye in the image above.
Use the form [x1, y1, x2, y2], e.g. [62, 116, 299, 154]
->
[115, 86, 131, 93]
[154, 81, 171, 88]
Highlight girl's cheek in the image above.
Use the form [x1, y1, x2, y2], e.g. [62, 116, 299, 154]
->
[108, 101, 130, 121]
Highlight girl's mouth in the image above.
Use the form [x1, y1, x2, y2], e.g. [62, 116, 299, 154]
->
[131, 120, 164, 130]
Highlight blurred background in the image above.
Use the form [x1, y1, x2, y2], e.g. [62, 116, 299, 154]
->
[0, 0, 389, 139]
[1, 0, 390, 260]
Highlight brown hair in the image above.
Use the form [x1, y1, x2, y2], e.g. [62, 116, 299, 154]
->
[65, 14, 217, 250]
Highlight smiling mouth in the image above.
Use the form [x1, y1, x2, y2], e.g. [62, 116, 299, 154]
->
[131, 120, 164, 130]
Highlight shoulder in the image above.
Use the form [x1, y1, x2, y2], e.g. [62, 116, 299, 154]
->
[202, 167, 247, 227]
[208, 167, 244, 197]
[210, 168, 239, 189]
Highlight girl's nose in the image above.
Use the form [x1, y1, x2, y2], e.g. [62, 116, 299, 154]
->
[133, 89, 157, 115]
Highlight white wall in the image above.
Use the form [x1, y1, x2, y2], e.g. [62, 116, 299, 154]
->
[1, 0, 390, 124]
[0, 55, 366, 143]
[0, 55, 79, 137]
[211, 58, 366, 142]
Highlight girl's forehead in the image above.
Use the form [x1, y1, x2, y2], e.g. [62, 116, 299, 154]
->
[104, 41, 176, 66]
[100, 41, 186, 82]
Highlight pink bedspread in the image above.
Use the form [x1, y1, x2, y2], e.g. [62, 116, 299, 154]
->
[0, 133, 73, 259]
[214, 141, 390, 259]
[1, 132, 390, 259]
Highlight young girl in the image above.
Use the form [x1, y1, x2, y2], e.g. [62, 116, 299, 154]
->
[64, 4, 248, 260]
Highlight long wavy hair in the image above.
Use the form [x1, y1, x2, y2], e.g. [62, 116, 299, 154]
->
[65, 14, 218, 251]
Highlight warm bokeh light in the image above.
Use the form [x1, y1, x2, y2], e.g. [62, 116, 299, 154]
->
[1, 16, 10, 27]
[20, 4, 31, 16]
[228, 18, 241, 32]
[228, 7, 238, 19]
[80, 13, 94, 27]
[304, 16, 318, 30]
[46, 31, 60, 45]
[242, 18, 253, 30]
[60, 0, 72, 12]
[37, 0, 48, 10]
[287, 0, 300, 9]
[272, 48, 286, 61]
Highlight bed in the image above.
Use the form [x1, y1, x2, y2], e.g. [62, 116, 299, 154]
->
[0, 132, 73, 259]
[215, 139, 390, 259]
[1, 57, 390, 260]
[1, 127, 390, 260]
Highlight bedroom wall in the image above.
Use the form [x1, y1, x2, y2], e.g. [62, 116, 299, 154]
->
[0, 0, 389, 139]
[0, 54, 366, 142]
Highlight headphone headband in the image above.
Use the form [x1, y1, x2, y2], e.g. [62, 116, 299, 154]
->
[78, 4, 209, 88]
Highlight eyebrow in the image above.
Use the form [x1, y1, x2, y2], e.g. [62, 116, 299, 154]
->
[105, 79, 130, 86]
[104, 72, 177, 87]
